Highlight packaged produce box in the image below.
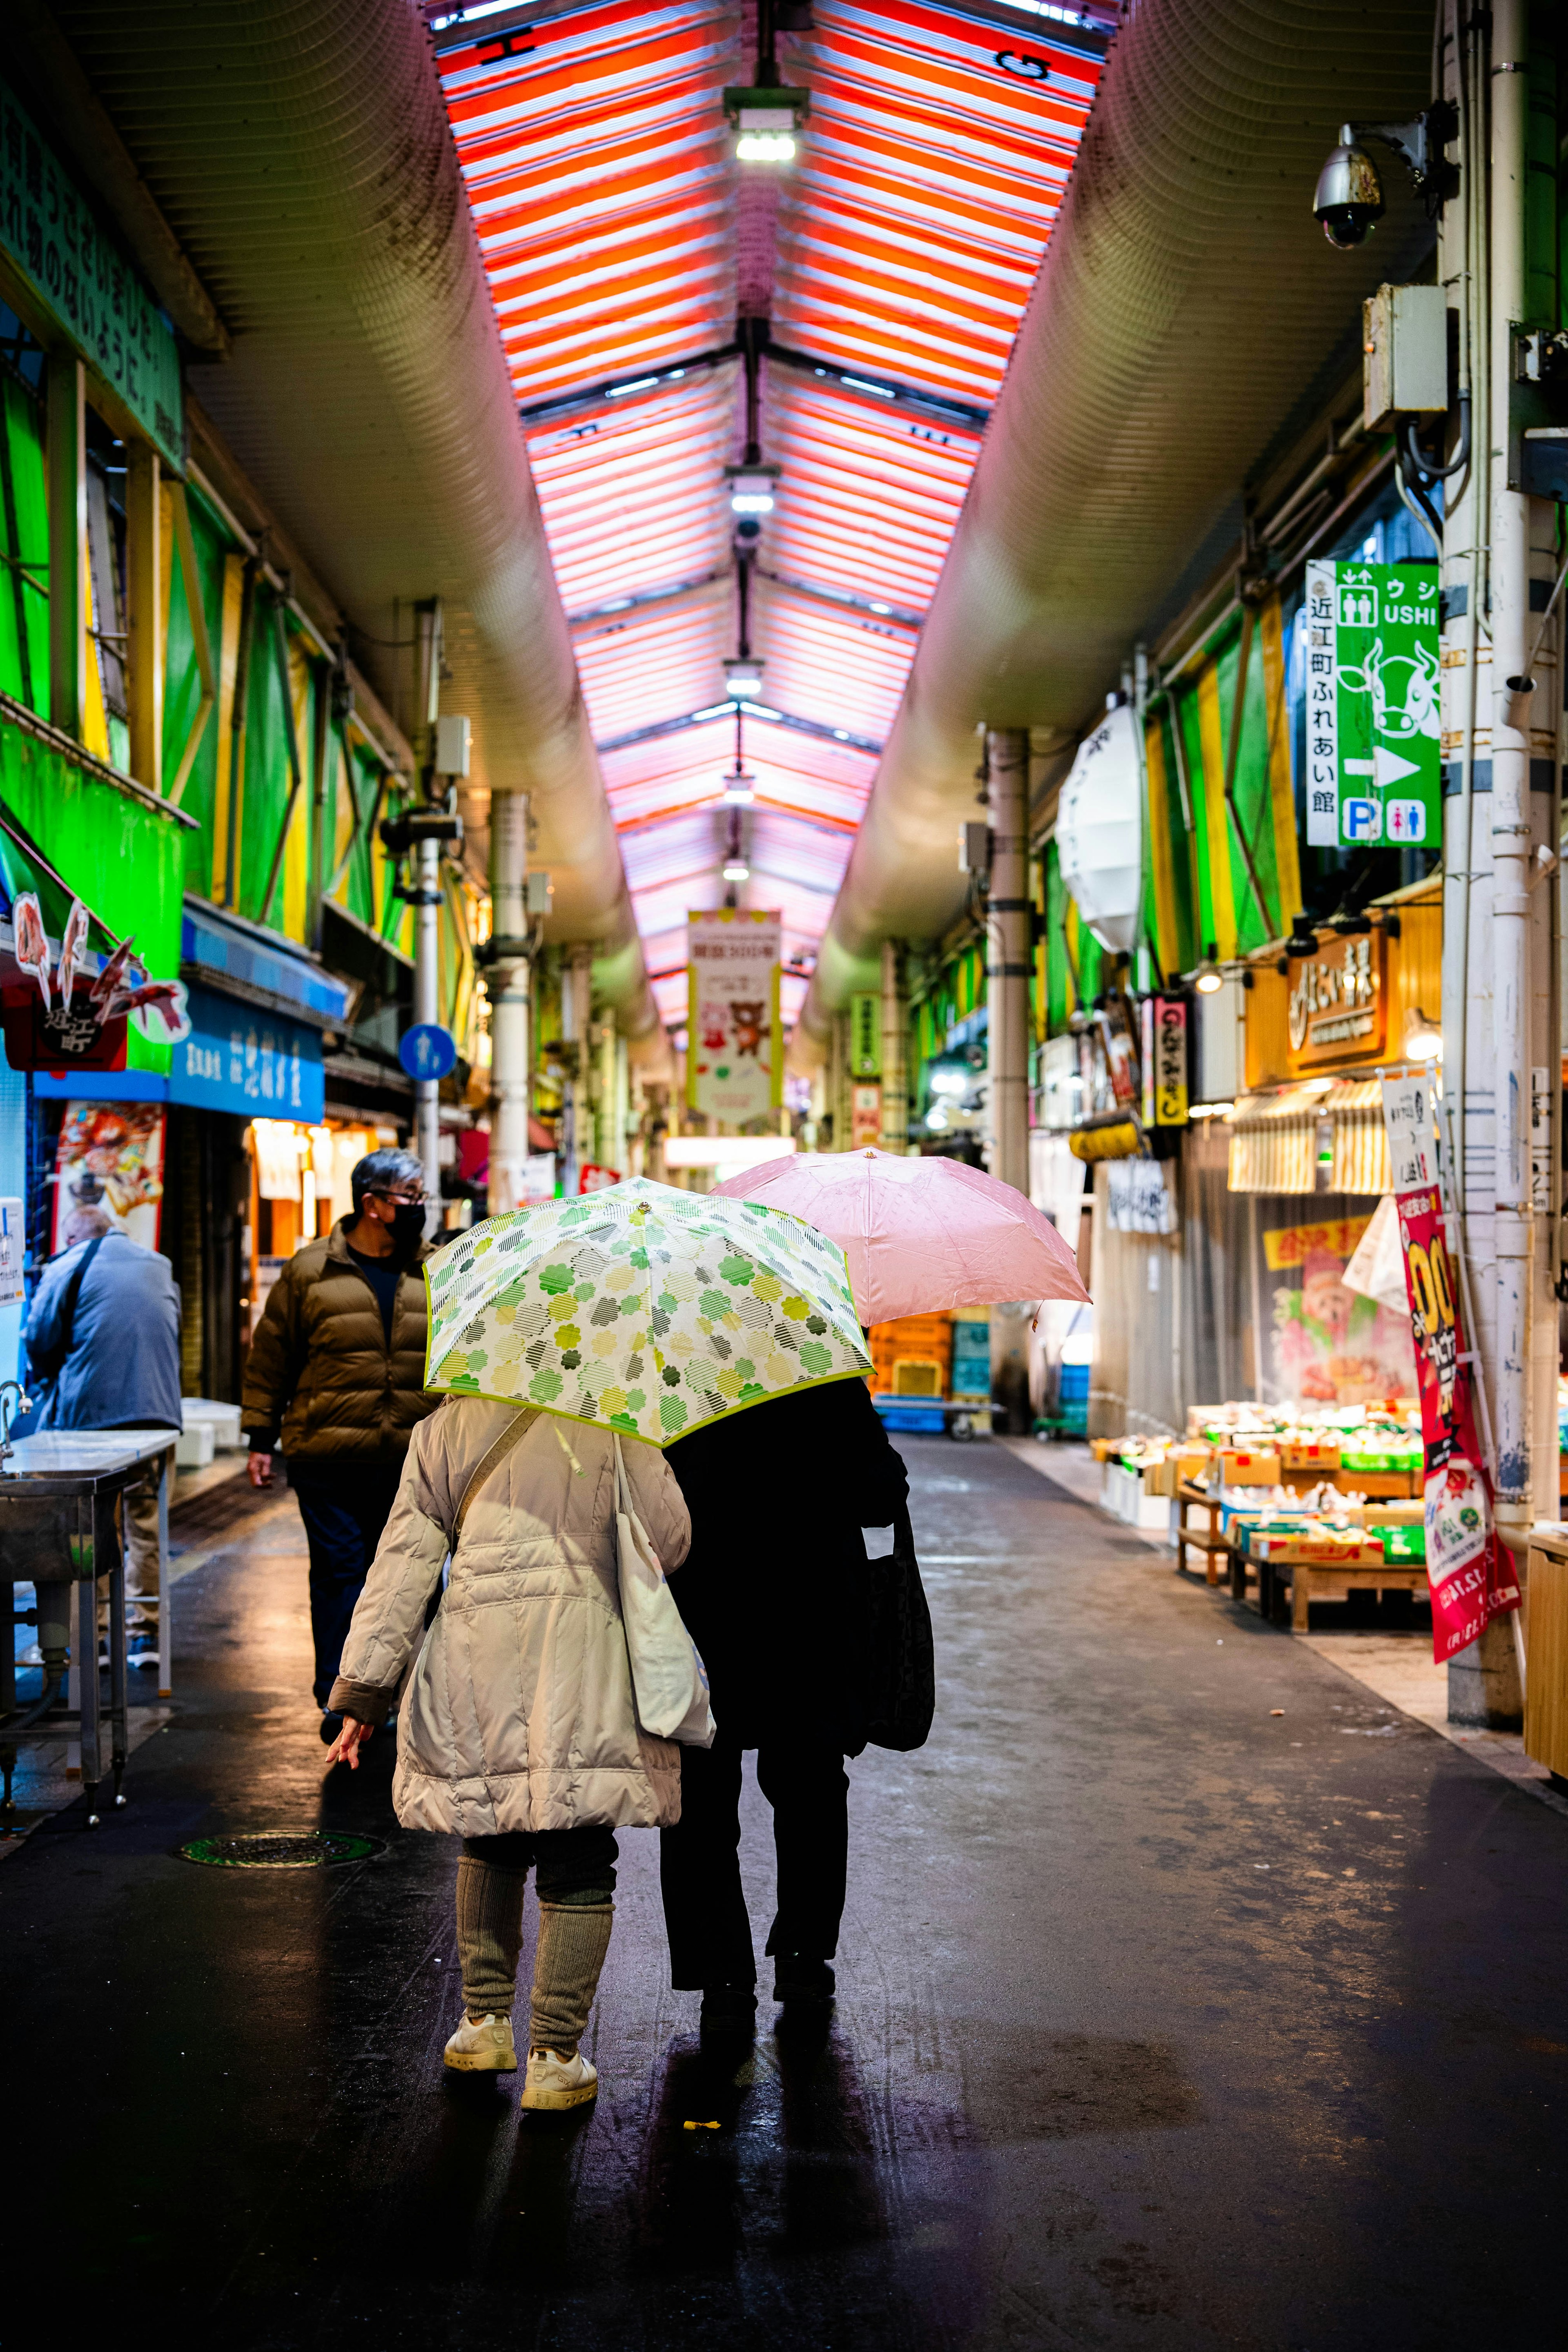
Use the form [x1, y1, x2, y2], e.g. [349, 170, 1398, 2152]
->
[1248, 1532, 1385, 1566]
[1219, 1449, 1282, 1487]
[1281, 1439, 1341, 1472]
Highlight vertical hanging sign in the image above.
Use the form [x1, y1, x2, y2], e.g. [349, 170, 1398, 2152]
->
[1140, 996, 1189, 1126]
[686, 909, 782, 1121]
[1304, 560, 1441, 852]
[849, 991, 880, 1076]
[1379, 1070, 1521, 1663]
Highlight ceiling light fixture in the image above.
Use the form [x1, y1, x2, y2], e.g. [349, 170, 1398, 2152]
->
[725, 85, 809, 164]
[722, 769, 757, 805]
[724, 657, 765, 698]
[1193, 944, 1224, 996]
[725, 463, 780, 515]
[722, 858, 751, 882]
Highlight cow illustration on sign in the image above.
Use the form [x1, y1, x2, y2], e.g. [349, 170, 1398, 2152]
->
[1337, 638, 1440, 744]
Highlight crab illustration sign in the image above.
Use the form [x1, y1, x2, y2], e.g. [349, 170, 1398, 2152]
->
[1304, 560, 1440, 851]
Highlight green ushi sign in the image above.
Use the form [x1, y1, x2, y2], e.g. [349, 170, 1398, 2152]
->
[0, 76, 183, 470]
[1304, 559, 1440, 851]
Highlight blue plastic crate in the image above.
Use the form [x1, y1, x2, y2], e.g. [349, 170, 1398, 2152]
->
[873, 1397, 948, 1435]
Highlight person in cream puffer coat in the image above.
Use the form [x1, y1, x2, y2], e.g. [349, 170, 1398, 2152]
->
[325, 1395, 691, 2111]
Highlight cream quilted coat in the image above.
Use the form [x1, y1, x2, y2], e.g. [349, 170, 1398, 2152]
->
[329, 1397, 692, 1836]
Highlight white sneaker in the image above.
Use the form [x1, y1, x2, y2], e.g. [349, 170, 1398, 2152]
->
[443, 2012, 517, 2073]
[520, 2046, 598, 2110]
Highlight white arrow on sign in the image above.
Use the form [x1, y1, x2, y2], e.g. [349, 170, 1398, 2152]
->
[1373, 745, 1421, 786]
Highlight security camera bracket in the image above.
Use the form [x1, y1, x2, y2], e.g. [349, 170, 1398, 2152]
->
[1347, 103, 1459, 214]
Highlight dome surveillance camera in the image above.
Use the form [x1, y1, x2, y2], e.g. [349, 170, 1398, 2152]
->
[1313, 127, 1385, 248]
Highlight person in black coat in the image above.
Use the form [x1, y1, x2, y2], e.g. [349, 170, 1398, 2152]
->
[660, 1372, 909, 2034]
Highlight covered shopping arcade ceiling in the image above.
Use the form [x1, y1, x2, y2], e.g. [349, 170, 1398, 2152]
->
[433, 0, 1109, 1031]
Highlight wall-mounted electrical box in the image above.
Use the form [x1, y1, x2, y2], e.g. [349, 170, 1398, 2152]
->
[525, 871, 553, 917]
[434, 713, 472, 778]
[1363, 283, 1447, 431]
[958, 821, 990, 877]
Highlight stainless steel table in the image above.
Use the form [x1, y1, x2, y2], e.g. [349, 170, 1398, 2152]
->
[0, 1432, 175, 1824]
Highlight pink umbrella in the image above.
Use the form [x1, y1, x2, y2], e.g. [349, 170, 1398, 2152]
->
[713, 1147, 1090, 1325]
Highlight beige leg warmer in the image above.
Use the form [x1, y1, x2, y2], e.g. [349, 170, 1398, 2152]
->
[456, 1855, 528, 2016]
[529, 1902, 614, 2056]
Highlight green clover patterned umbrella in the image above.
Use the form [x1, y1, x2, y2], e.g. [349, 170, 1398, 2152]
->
[424, 1176, 872, 1446]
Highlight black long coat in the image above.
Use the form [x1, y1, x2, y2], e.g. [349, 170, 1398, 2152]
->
[664, 1375, 909, 1754]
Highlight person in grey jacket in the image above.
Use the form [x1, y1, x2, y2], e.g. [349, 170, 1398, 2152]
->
[23, 1207, 182, 1650]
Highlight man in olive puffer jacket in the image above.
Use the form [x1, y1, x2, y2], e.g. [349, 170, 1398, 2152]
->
[242, 1146, 439, 1737]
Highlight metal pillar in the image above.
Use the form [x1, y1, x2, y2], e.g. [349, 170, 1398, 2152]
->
[486, 791, 530, 1216]
[879, 938, 908, 1153]
[47, 354, 85, 741]
[414, 834, 441, 1207]
[986, 727, 1031, 1431]
[596, 1016, 619, 1172]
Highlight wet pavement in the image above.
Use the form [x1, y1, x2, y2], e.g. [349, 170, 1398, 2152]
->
[2, 1435, 1564, 2348]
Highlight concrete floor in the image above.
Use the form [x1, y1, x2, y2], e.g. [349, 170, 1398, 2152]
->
[2, 1434, 1564, 2348]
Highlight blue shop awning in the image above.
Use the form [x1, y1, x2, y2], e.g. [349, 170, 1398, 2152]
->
[181, 900, 350, 1028]
[168, 983, 324, 1123]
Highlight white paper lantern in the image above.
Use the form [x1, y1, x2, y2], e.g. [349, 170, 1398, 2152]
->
[1056, 703, 1143, 953]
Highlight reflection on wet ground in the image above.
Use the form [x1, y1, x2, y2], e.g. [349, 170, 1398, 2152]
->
[2, 1437, 1565, 2347]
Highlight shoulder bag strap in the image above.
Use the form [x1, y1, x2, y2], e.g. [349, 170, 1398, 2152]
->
[452, 1406, 541, 1544]
[33, 1231, 107, 1379]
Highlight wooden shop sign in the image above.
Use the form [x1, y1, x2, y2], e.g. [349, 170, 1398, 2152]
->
[1286, 931, 1385, 1072]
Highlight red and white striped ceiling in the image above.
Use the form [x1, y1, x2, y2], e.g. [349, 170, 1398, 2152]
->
[434, 0, 1107, 1029]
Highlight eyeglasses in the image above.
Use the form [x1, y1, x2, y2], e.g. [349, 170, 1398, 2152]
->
[367, 1186, 428, 1205]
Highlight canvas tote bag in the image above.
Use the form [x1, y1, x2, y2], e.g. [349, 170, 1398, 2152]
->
[612, 1433, 715, 1746]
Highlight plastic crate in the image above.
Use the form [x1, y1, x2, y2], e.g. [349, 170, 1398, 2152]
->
[873, 1397, 948, 1435]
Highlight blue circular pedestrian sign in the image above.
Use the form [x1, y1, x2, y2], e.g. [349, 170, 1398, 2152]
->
[399, 1022, 458, 1082]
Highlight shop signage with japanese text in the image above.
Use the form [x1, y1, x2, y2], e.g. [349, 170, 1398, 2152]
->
[686, 909, 782, 1121]
[1304, 560, 1441, 851]
[0, 75, 184, 469]
[1139, 996, 1188, 1126]
[1378, 1069, 1521, 1663]
[1286, 930, 1386, 1071]
[849, 991, 880, 1076]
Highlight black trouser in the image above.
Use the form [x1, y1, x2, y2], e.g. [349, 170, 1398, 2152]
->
[659, 1731, 849, 1989]
[461, 1826, 619, 1901]
[286, 1459, 405, 1706]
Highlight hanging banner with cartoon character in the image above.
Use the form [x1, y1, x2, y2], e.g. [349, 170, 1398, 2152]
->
[1379, 1070, 1521, 1664]
[1304, 559, 1440, 851]
[686, 909, 782, 1122]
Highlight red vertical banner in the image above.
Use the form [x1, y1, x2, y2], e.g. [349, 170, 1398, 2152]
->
[1380, 1074, 1520, 1662]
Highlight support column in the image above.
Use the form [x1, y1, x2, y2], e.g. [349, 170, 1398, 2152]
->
[987, 728, 1031, 1432]
[47, 353, 85, 740]
[1450, 0, 1528, 1725]
[879, 938, 908, 1153]
[486, 790, 530, 1216]
[125, 444, 162, 790]
[596, 1015, 619, 1172]
[414, 833, 441, 1208]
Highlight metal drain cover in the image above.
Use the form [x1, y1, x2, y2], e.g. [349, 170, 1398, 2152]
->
[178, 1830, 384, 1869]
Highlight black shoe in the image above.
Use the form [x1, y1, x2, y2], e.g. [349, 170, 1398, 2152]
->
[699, 1984, 757, 2040]
[319, 1710, 343, 1744]
[771, 1954, 835, 2007]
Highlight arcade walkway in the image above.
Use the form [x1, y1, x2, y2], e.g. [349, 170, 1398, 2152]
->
[2, 1439, 1563, 2349]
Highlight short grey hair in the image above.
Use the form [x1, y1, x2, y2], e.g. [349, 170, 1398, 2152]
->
[350, 1146, 425, 1213]
[63, 1206, 112, 1247]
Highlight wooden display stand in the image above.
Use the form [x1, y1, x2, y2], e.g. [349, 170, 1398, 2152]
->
[1174, 1481, 1231, 1586]
[1255, 1548, 1427, 1631]
[1523, 1526, 1568, 1780]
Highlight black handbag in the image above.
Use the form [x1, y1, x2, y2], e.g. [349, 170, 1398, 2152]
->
[864, 1503, 935, 1753]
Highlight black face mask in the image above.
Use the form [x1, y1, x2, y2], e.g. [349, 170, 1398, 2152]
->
[387, 1203, 428, 1259]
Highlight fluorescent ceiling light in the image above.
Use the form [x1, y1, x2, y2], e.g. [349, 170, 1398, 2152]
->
[722, 770, 757, 804]
[739, 700, 780, 719]
[841, 375, 895, 399]
[690, 702, 735, 720]
[722, 859, 751, 881]
[606, 375, 660, 397]
[731, 493, 775, 514]
[724, 659, 765, 697]
[664, 1136, 797, 1169]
